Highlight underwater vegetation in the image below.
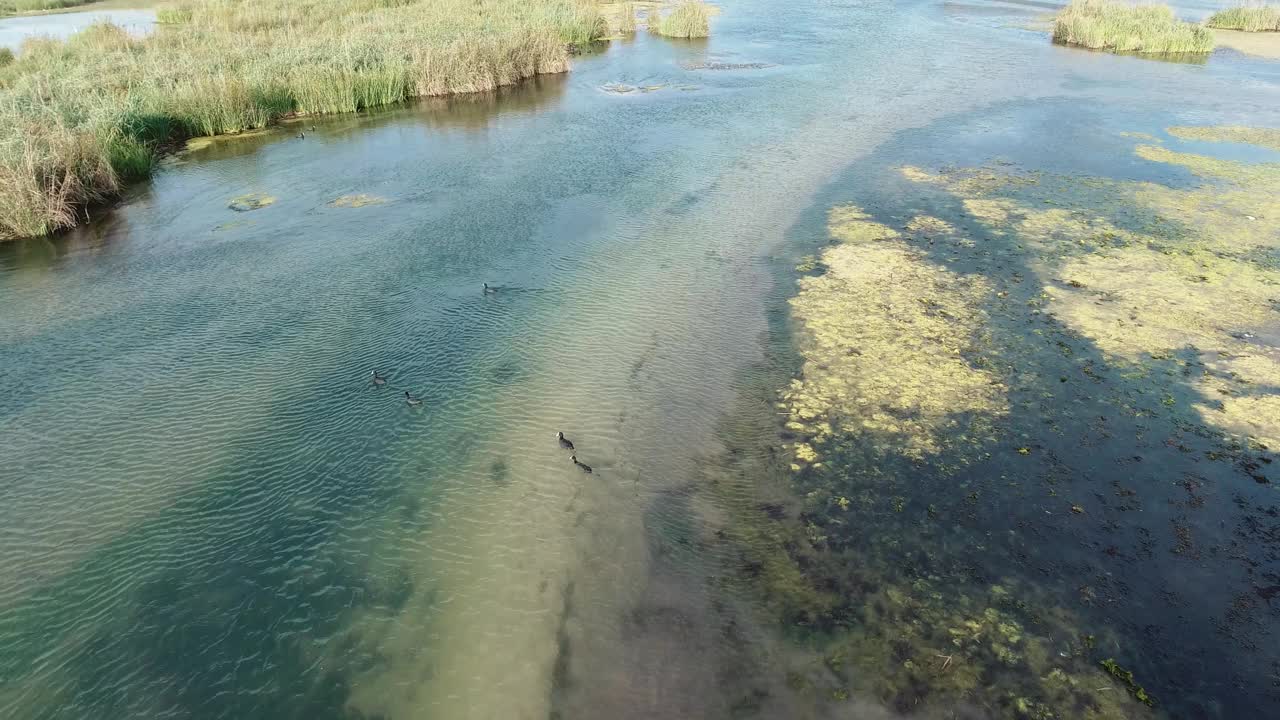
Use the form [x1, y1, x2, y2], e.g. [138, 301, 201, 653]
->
[714, 127, 1280, 718]
[1207, 5, 1280, 32]
[0, 0, 611, 240]
[1052, 0, 1215, 54]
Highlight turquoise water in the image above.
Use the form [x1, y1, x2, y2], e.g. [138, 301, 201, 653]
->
[3, 1, 1280, 718]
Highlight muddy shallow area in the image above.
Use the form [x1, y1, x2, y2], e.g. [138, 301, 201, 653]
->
[2, 1, 1279, 719]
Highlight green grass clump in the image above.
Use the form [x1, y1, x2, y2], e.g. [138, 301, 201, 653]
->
[0, 0, 609, 240]
[1053, 0, 1215, 54]
[656, 1, 710, 38]
[0, 48, 13, 66]
[1207, 4, 1280, 31]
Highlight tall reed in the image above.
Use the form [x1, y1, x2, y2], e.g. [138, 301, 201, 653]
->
[1207, 4, 1280, 31]
[0, 0, 608, 240]
[656, 1, 710, 39]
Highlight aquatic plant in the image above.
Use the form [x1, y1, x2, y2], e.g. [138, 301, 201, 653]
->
[1052, 0, 1215, 54]
[0, 0, 611, 240]
[1207, 4, 1280, 31]
[656, 1, 710, 38]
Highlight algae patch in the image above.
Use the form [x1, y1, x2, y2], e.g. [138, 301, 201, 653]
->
[329, 194, 388, 208]
[228, 193, 277, 212]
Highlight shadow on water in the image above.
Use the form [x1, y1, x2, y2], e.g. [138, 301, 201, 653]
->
[706, 103, 1280, 718]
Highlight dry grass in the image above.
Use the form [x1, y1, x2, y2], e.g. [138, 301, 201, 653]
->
[1207, 4, 1280, 31]
[0, 0, 608, 240]
[655, 0, 709, 38]
[1052, 0, 1215, 54]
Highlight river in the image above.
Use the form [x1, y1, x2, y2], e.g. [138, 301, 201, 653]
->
[2, 1, 1279, 718]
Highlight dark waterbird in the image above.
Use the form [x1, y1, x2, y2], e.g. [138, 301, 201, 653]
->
[404, 391, 423, 406]
[570, 455, 593, 473]
[557, 431, 575, 450]
[483, 282, 498, 294]
[371, 370, 387, 386]
[296, 132, 305, 139]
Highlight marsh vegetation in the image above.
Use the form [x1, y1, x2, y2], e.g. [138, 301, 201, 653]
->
[1052, 0, 1214, 54]
[0, 0, 609, 240]
[655, 0, 710, 38]
[1207, 4, 1280, 31]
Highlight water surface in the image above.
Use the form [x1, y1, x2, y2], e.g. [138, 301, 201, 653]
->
[2, 1, 1279, 718]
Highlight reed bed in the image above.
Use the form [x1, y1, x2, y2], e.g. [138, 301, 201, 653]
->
[655, 0, 709, 38]
[1207, 4, 1280, 31]
[0, 0, 608, 239]
[1052, 0, 1215, 54]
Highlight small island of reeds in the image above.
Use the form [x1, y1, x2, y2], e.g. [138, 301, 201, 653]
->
[0, 0, 610, 240]
[1207, 4, 1280, 32]
[1052, 0, 1215, 54]
[655, 0, 710, 38]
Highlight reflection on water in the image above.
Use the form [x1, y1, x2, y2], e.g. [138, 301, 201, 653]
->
[2, 1, 1280, 719]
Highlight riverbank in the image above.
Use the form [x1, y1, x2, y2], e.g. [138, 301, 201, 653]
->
[0, 0, 611, 240]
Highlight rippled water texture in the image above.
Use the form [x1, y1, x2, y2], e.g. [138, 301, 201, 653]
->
[2, 1, 1280, 718]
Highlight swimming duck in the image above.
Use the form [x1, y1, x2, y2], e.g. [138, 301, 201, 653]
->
[297, 132, 305, 139]
[405, 391, 423, 406]
[483, 282, 498, 294]
[570, 455, 593, 474]
[557, 431, 575, 450]
[371, 370, 387, 386]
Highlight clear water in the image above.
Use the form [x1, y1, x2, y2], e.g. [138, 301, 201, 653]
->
[2, 1, 1279, 718]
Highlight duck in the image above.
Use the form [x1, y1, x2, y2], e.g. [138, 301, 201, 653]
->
[404, 391, 423, 406]
[570, 455, 593, 474]
[371, 370, 387, 386]
[296, 132, 305, 139]
[483, 282, 498, 294]
[557, 431, 575, 450]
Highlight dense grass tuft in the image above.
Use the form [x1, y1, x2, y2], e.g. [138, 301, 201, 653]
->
[1207, 4, 1280, 31]
[656, 1, 710, 38]
[1053, 0, 1215, 54]
[0, 47, 13, 66]
[0, 0, 609, 240]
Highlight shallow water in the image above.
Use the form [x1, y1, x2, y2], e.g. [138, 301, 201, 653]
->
[0, 8, 154, 53]
[2, 1, 1279, 718]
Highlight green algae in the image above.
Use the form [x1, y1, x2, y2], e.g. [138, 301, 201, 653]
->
[1167, 125, 1280, 152]
[1100, 659, 1155, 707]
[714, 125, 1280, 718]
[227, 193, 276, 212]
[328, 194, 388, 208]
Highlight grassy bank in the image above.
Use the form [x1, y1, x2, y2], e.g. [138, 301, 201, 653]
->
[1052, 0, 1215, 54]
[0, 0, 608, 240]
[655, 0, 709, 38]
[0, 0, 95, 15]
[1207, 4, 1280, 31]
